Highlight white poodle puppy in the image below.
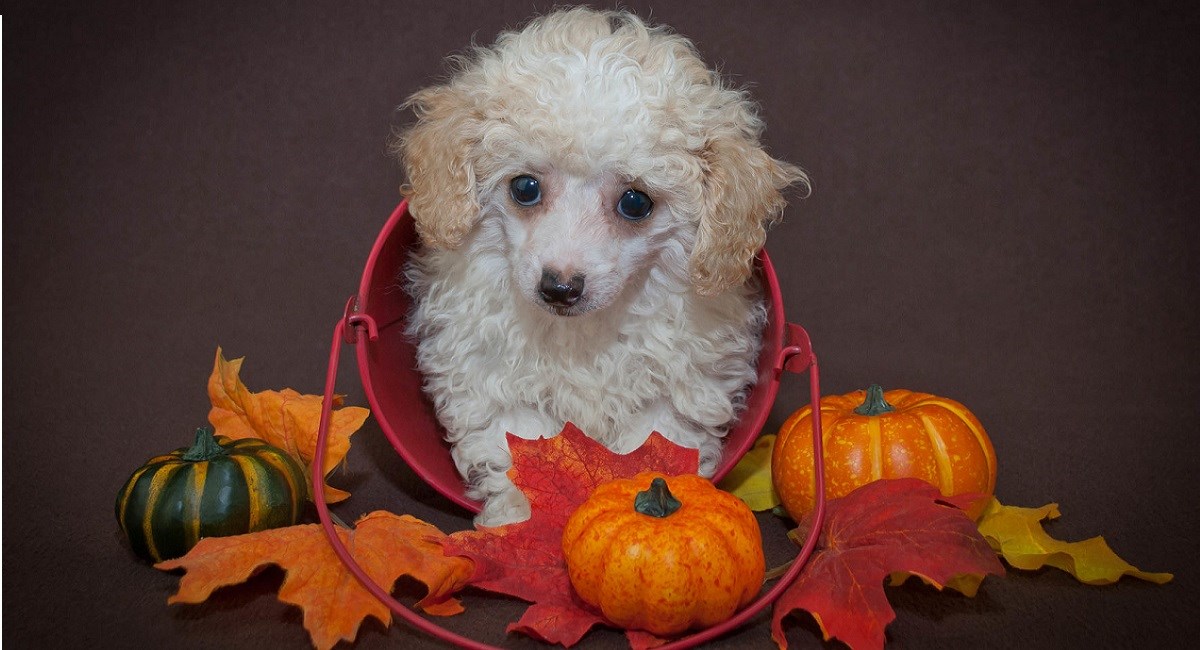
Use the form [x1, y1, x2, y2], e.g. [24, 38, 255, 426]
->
[395, 7, 807, 526]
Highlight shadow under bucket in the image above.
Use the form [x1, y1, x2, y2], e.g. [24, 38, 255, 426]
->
[347, 200, 808, 513]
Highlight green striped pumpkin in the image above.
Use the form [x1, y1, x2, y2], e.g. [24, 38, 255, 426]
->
[116, 428, 308, 562]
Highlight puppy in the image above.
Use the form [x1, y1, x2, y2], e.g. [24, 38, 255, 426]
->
[395, 8, 807, 526]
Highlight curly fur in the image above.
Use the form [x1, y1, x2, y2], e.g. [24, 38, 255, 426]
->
[394, 8, 808, 525]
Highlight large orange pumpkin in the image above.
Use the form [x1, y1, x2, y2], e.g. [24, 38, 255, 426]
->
[561, 472, 764, 636]
[773, 384, 997, 520]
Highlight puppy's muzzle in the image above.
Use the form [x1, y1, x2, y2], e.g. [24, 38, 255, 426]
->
[539, 269, 585, 308]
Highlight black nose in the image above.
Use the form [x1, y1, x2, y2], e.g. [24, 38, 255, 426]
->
[539, 269, 585, 307]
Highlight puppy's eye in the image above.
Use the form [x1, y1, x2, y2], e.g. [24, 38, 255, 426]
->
[510, 175, 542, 206]
[616, 189, 653, 221]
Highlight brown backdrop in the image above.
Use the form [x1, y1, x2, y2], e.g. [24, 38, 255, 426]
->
[5, 1, 1197, 648]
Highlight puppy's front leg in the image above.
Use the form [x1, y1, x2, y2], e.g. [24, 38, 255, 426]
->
[627, 401, 725, 478]
[450, 408, 560, 527]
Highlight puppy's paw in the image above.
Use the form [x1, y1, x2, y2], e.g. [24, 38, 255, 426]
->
[474, 485, 532, 528]
[628, 401, 724, 476]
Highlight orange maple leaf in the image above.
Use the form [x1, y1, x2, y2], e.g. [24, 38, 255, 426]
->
[207, 347, 368, 502]
[156, 511, 474, 650]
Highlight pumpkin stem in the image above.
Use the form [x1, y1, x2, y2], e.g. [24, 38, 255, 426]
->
[181, 427, 229, 461]
[634, 477, 682, 518]
[854, 384, 896, 416]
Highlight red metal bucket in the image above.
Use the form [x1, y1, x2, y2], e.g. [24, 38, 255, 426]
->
[315, 200, 825, 648]
[347, 201, 807, 512]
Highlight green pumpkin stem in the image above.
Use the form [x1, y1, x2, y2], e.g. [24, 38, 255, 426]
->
[634, 477, 682, 518]
[181, 427, 229, 461]
[853, 384, 896, 416]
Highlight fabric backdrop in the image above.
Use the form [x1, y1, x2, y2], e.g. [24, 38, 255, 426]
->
[4, 1, 1197, 648]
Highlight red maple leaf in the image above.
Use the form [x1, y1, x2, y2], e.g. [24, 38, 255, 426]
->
[442, 422, 699, 647]
[771, 478, 1005, 650]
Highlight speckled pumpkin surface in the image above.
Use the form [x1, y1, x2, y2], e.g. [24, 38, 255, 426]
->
[773, 385, 997, 520]
[561, 472, 765, 636]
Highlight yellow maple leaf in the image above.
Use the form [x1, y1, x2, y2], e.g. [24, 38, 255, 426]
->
[156, 512, 475, 650]
[718, 434, 781, 511]
[208, 347, 368, 503]
[975, 497, 1172, 585]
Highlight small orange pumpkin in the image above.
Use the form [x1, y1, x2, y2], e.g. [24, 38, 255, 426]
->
[561, 472, 765, 636]
[773, 384, 997, 520]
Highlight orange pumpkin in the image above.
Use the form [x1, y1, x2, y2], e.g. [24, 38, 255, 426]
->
[773, 384, 997, 520]
[561, 472, 764, 636]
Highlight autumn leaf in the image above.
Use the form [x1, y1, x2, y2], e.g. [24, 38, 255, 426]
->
[156, 511, 474, 650]
[974, 497, 1172, 585]
[718, 434, 781, 511]
[772, 478, 1005, 650]
[443, 422, 699, 648]
[207, 347, 369, 502]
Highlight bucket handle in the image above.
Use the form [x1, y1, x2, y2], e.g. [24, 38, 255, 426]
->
[311, 309, 826, 649]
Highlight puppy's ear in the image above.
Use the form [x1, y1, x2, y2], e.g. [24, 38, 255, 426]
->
[393, 85, 482, 249]
[691, 136, 808, 295]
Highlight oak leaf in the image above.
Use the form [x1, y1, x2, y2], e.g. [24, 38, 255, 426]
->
[208, 347, 368, 502]
[443, 422, 699, 648]
[156, 511, 474, 650]
[772, 478, 1005, 650]
[718, 434, 781, 512]
[974, 497, 1172, 585]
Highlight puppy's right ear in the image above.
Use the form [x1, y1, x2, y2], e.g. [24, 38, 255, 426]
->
[393, 86, 481, 249]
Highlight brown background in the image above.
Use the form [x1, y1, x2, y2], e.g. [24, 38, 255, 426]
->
[4, 1, 1198, 648]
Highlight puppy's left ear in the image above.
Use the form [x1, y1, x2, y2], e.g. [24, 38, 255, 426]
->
[393, 85, 483, 249]
[691, 135, 809, 295]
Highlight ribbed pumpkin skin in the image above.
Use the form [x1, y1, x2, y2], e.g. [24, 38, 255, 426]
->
[561, 472, 765, 636]
[772, 386, 997, 521]
[116, 435, 307, 562]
